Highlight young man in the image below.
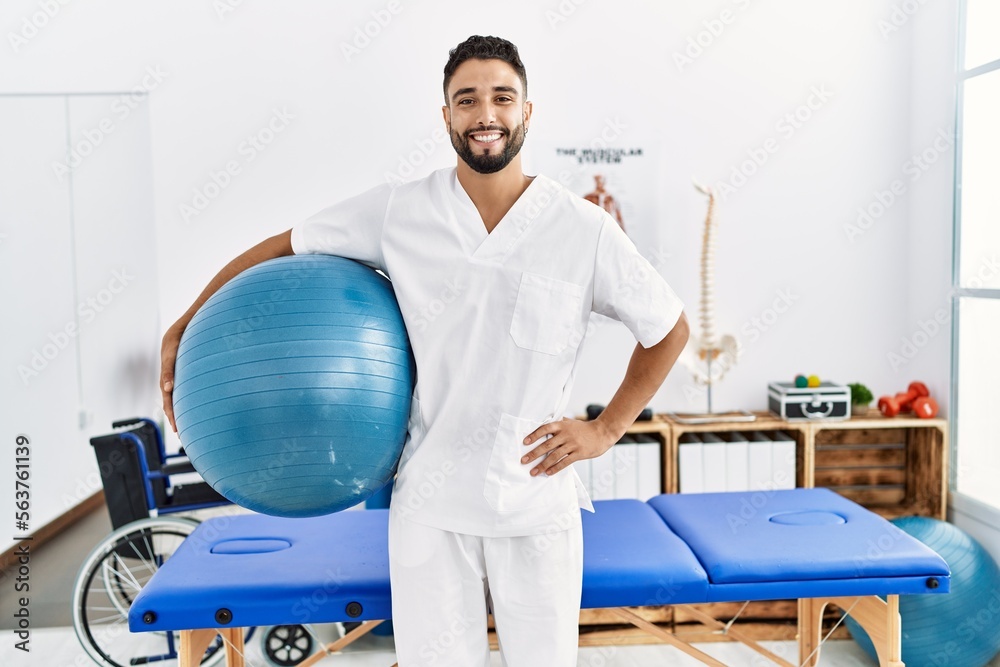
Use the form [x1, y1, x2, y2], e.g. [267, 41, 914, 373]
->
[161, 35, 689, 666]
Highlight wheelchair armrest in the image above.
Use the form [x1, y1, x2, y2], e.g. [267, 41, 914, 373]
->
[160, 460, 197, 476]
[121, 432, 158, 512]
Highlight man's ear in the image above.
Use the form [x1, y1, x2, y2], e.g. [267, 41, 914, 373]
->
[523, 100, 533, 133]
[442, 105, 451, 133]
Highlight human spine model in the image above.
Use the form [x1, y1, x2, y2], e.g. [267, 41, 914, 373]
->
[681, 181, 739, 404]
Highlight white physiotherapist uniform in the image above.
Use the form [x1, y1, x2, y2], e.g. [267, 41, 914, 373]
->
[291, 167, 684, 666]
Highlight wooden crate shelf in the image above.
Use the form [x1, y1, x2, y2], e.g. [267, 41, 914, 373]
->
[807, 415, 947, 520]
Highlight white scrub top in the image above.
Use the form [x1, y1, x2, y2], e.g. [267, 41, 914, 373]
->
[291, 167, 683, 537]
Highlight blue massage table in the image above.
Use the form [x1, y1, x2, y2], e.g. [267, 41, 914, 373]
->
[128, 489, 950, 667]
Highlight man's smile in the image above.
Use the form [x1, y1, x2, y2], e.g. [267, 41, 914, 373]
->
[469, 131, 505, 148]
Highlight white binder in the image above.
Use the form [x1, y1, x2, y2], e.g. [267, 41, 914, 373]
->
[591, 445, 617, 501]
[678, 432, 704, 494]
[746, 431, 774, 492]
[769, 430, 797, 490]
[614, 435, 639, 500]
[633, 434, 662, 501]
[700, 433, 728, 493]
[723, 431, 749, 492]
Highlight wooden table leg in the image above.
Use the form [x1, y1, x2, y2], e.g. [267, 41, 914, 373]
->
[222, 627, 245, 667]
[610, 607, 727, 667]
[884, 595, 904, 667]
[798, 597, 826, 667]
[296, 620, 386, 667]
[179, 628, 246, 667]
[835, 595, 903, 667]
[179, 629, 220, 667]
[800, 596, 904, 667]
[678, 604, 794, 667]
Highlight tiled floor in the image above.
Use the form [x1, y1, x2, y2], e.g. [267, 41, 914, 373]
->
[2, 623, 883, 667]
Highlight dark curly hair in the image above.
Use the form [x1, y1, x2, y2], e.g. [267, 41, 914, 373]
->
[443, 35, 527, 104]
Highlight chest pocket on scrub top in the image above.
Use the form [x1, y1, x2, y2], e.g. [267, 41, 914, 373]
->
[509, 272, 583, 355]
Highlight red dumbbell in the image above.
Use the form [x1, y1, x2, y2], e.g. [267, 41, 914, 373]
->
[878, 382, 930, 417]
[912, 395, 939, 418]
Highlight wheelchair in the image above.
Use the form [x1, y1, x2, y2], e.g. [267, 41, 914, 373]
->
[72, 418, 317, 667]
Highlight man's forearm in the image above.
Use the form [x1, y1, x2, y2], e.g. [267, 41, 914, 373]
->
[593, 313, 690, 442]
[161, 229, 296, 431]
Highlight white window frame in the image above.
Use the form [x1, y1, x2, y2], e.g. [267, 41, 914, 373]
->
[950, 0, 1000, 515]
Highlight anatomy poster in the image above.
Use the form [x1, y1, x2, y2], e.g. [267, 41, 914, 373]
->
[524, 141, 659, 256]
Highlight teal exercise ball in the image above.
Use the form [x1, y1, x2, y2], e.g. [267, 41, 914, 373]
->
[172, 255, 415, 518]
[845, 516, 1000, 667]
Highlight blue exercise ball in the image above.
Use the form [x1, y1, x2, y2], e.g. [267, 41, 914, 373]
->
[845, 516, 1000, 667]
[172, 255, 414, 518]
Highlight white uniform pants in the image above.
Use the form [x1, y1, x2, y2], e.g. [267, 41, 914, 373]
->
[388, 510, 584, 667]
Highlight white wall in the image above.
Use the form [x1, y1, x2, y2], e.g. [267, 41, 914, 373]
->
[903, 0, 958, 409]
[3, 0, 975, 542]
[1, 0, 955, 409]
[0, 92, 159, 554]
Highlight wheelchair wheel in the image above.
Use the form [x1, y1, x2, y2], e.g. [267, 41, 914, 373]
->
[260, 625, 314, 666]
[102, 548, 142, 618]
[71, 516, 234, 667]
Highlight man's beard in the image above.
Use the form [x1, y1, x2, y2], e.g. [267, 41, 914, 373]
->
[450, 122, 526, 174]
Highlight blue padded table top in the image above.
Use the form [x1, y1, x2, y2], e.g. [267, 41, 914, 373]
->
[129, 490, 950, 633]
[649, 489, 950, 601]
[130, 511, 393, 632]
[581, 499, 708, 608]
[128, 500, 706, 632]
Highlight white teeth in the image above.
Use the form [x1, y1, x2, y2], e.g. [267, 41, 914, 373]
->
[473, 133, 501, 142]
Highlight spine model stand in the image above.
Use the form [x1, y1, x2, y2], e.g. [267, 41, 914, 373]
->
[680, 181, 740, 413]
